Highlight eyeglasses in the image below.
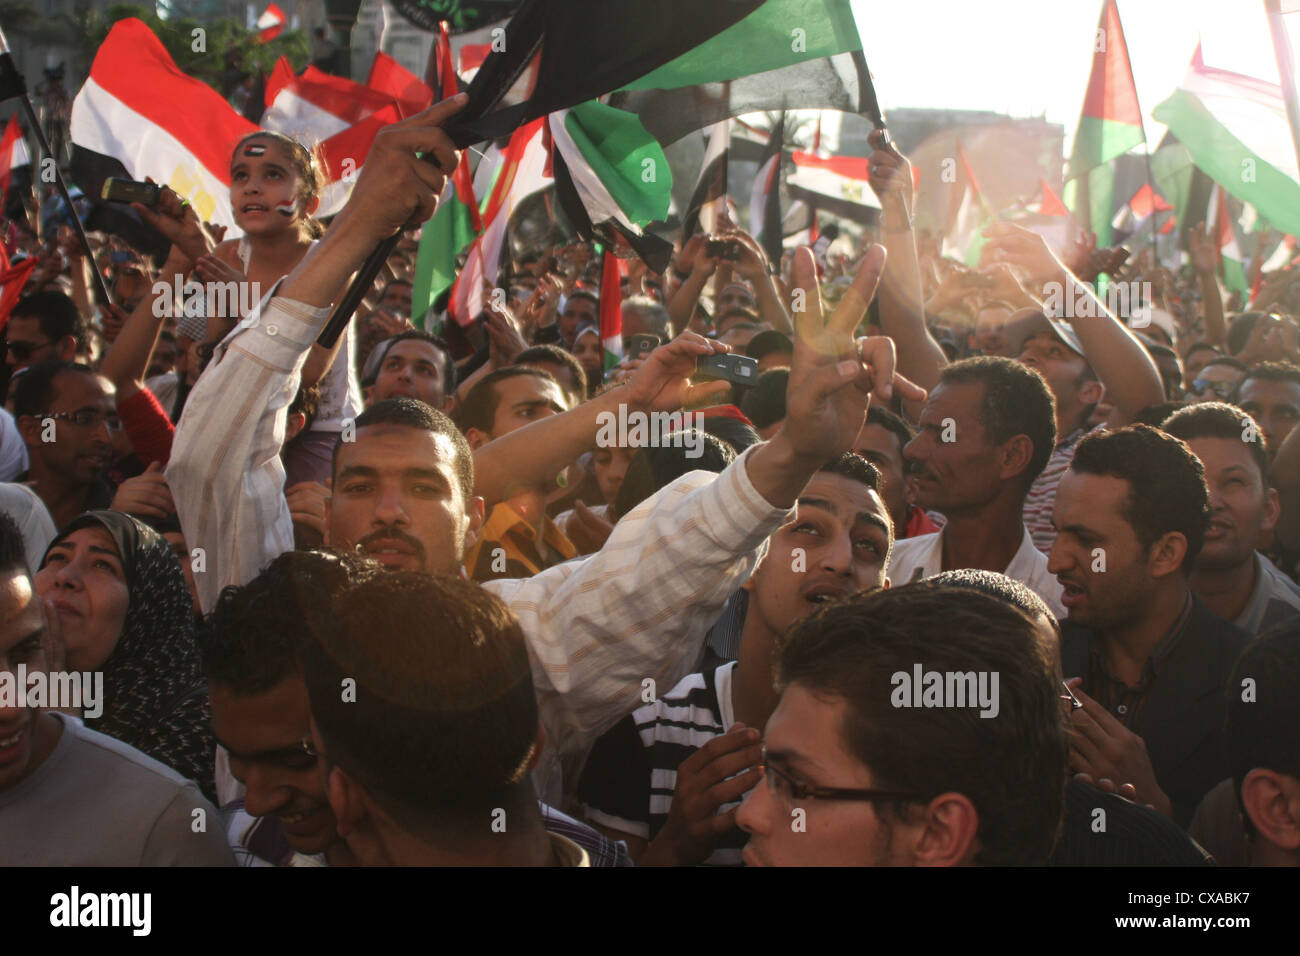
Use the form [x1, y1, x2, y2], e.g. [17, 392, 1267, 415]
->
[5, 339, 55, 362]
[760, 746, 928, 811]
[1191, 379, 1237, 401]
[41, 409, 123, 431]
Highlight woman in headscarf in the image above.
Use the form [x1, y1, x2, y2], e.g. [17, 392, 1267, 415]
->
[571, 323, 604, 397]
[35, 510, 215, 800]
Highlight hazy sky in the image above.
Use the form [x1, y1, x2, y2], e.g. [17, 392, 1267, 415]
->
[847, 0, 1299, 151]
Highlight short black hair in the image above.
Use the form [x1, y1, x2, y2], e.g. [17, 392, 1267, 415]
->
[0, 511, 27, 577]
[1240, 360, 1300, 392]
[10, 290, 82, 343]
[301, 572, 539, 841]
[927, 568, 1056, 630]
[939, 356, 1058, 485]
[514, 344, 587, 401]
[701, 415, 761, 455]
[612, 431, 734, 520]
[1227, 622, 1300, 839]
[379, 330, 455, 392]
[1131, 400, 1187, 428]
[454, 366, 562, 436]
[565, 289, 599, 310]
[1070, 425, 1210, 570]
[777, 584, 1068, 866]
[1227, 312, 1271, 356]
[198, 549, 373, 694]
[820, 450, 882, 493]
[865, 404, 914, 455]
[334, 398, 475, 502]
[740, 368, 788, 430]
[1162, 402, 1268, 480]
[745, 330, 793, 362]
[11, 360, 99, 419]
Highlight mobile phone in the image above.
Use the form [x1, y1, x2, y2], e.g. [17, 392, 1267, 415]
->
[101, 178, 160, 206]
[705, 238, 742, 261]
[695, 352, 758, 386]
[626, 333, 660, 360]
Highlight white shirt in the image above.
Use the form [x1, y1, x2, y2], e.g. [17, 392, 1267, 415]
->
[168, 281, 792, 802]
[887, 524, 1067, 621]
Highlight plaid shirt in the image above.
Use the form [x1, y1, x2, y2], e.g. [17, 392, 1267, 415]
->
[170, 283, 793, 804]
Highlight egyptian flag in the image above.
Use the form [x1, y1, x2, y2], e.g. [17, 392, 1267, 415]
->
[749, 116, 784, 263]
[787, 151, 880, 224]
[448, 119, 550, 326]
[682, 121, 730, 241]
[547, 100, 674, 273]
[256, 4, 286, 43]
[439, 0, 763, 148]
[1064, 0, 1145, 247]
[0, 115, 31, 214]
[598, 246, 623, 371]
[70, 18, 258, 233]
[0, 254, 37, 331]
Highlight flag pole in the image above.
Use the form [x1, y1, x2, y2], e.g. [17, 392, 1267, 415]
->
[0, 30, 113, 307]
[1265, 0, 1300, 195]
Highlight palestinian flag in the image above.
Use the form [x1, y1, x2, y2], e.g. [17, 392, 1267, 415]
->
[1209, 184, 1249, 297]
[599, 246, 623, 370]
[1153, 45, 1300, 239]
[256, 4, 286, 43]
[413, 23, 481, 326]
[787, 150, 880, 224]
[1065, 0, 1145, 247]
[682, 121, 730, 240]
[1111, 182, 1175, 242]
[449, 119, 549, 326]
[1033, 177, 1070, 217]
[0, 115, 31, 212]
[70, 18, 258, 232]
[547, 100, 674, 272]
[441, 0, 763, 146]
[749, 116, 784, 264]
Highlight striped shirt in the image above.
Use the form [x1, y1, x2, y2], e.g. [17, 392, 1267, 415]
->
[168, 283, 792, 805]
[1023, 424, 1106, 554]
[578, 662, 748, 866]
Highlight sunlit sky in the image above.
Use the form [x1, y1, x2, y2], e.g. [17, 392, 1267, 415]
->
[847, 0, 1300, 152]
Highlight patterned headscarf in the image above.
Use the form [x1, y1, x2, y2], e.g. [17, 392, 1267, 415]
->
[41, 511, 215, 800]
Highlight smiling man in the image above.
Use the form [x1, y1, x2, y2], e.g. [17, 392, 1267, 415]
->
[735, 584, 1067, 866]
[579, 453, 893, 866]
[1163, 402, 1300, 635]
[0, 512, 232, 866]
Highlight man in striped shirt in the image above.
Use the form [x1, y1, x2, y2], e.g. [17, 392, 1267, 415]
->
[578, 453, 893, 865]
[167, 95, 924, 807]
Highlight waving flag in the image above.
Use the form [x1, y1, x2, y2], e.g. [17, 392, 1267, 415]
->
[367, 51, 433, 117]
[1111, 182, 1175, 241]
[1065, 0, 1145, 247]
[945, 143, 993, 266]
[0, 115, 31, 211]
[787, 151, 880, 224]
[749, 116, 784, 264]
[682, 121, 730, 240]
[1209, 184, 1249, 296]
[1154, 45, 1300, 239]
[599, 247, 624, 370]
[70, 18, 258, 231]
[256, 4, 286, 43]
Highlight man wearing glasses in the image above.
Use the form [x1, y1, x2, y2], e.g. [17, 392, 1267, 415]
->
[11, 361, 118, 529]
[1186, 357, 1247, 405]
[2, 291, 80, 379]
[736, 584, 1068, 866]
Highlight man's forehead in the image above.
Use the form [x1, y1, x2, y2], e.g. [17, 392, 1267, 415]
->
[800, 472, 887, 521]
[855, 424, 904, 460]
[498, 374, 566, 408]
[50, 371, 114, 406]
[1056, 469, 1129, 518]
[386, 340, 443, 365]
[1239, 378, 1300, 403]
[342, 424, 460, 468]
[1186, 436, 1260, 473]
[210, 675, 311, 746]
[766, 684, 860, 776]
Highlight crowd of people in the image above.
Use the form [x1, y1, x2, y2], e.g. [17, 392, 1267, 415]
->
[1, 92, 1298, 869]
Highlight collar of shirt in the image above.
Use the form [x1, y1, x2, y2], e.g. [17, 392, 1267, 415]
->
[1090, 590, 1193, 695]
[479, 500, 577, 563]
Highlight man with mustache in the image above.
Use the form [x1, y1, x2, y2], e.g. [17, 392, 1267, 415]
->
[168, 94, 921, 811]
[1048, 426, 1250, 826]
[1162, 402, 1300, 636]
[889, 356, 1065, 618]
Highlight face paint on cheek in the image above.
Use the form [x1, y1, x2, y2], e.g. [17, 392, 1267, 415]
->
[243, 144, 266, 156]
[275, 200, 297, 217]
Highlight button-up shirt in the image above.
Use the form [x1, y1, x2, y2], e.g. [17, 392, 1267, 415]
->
[168, 282, 792, 802]
[887, 523, 1066, 620]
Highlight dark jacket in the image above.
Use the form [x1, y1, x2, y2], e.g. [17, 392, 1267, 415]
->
[1061, 596, 1250, 829]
